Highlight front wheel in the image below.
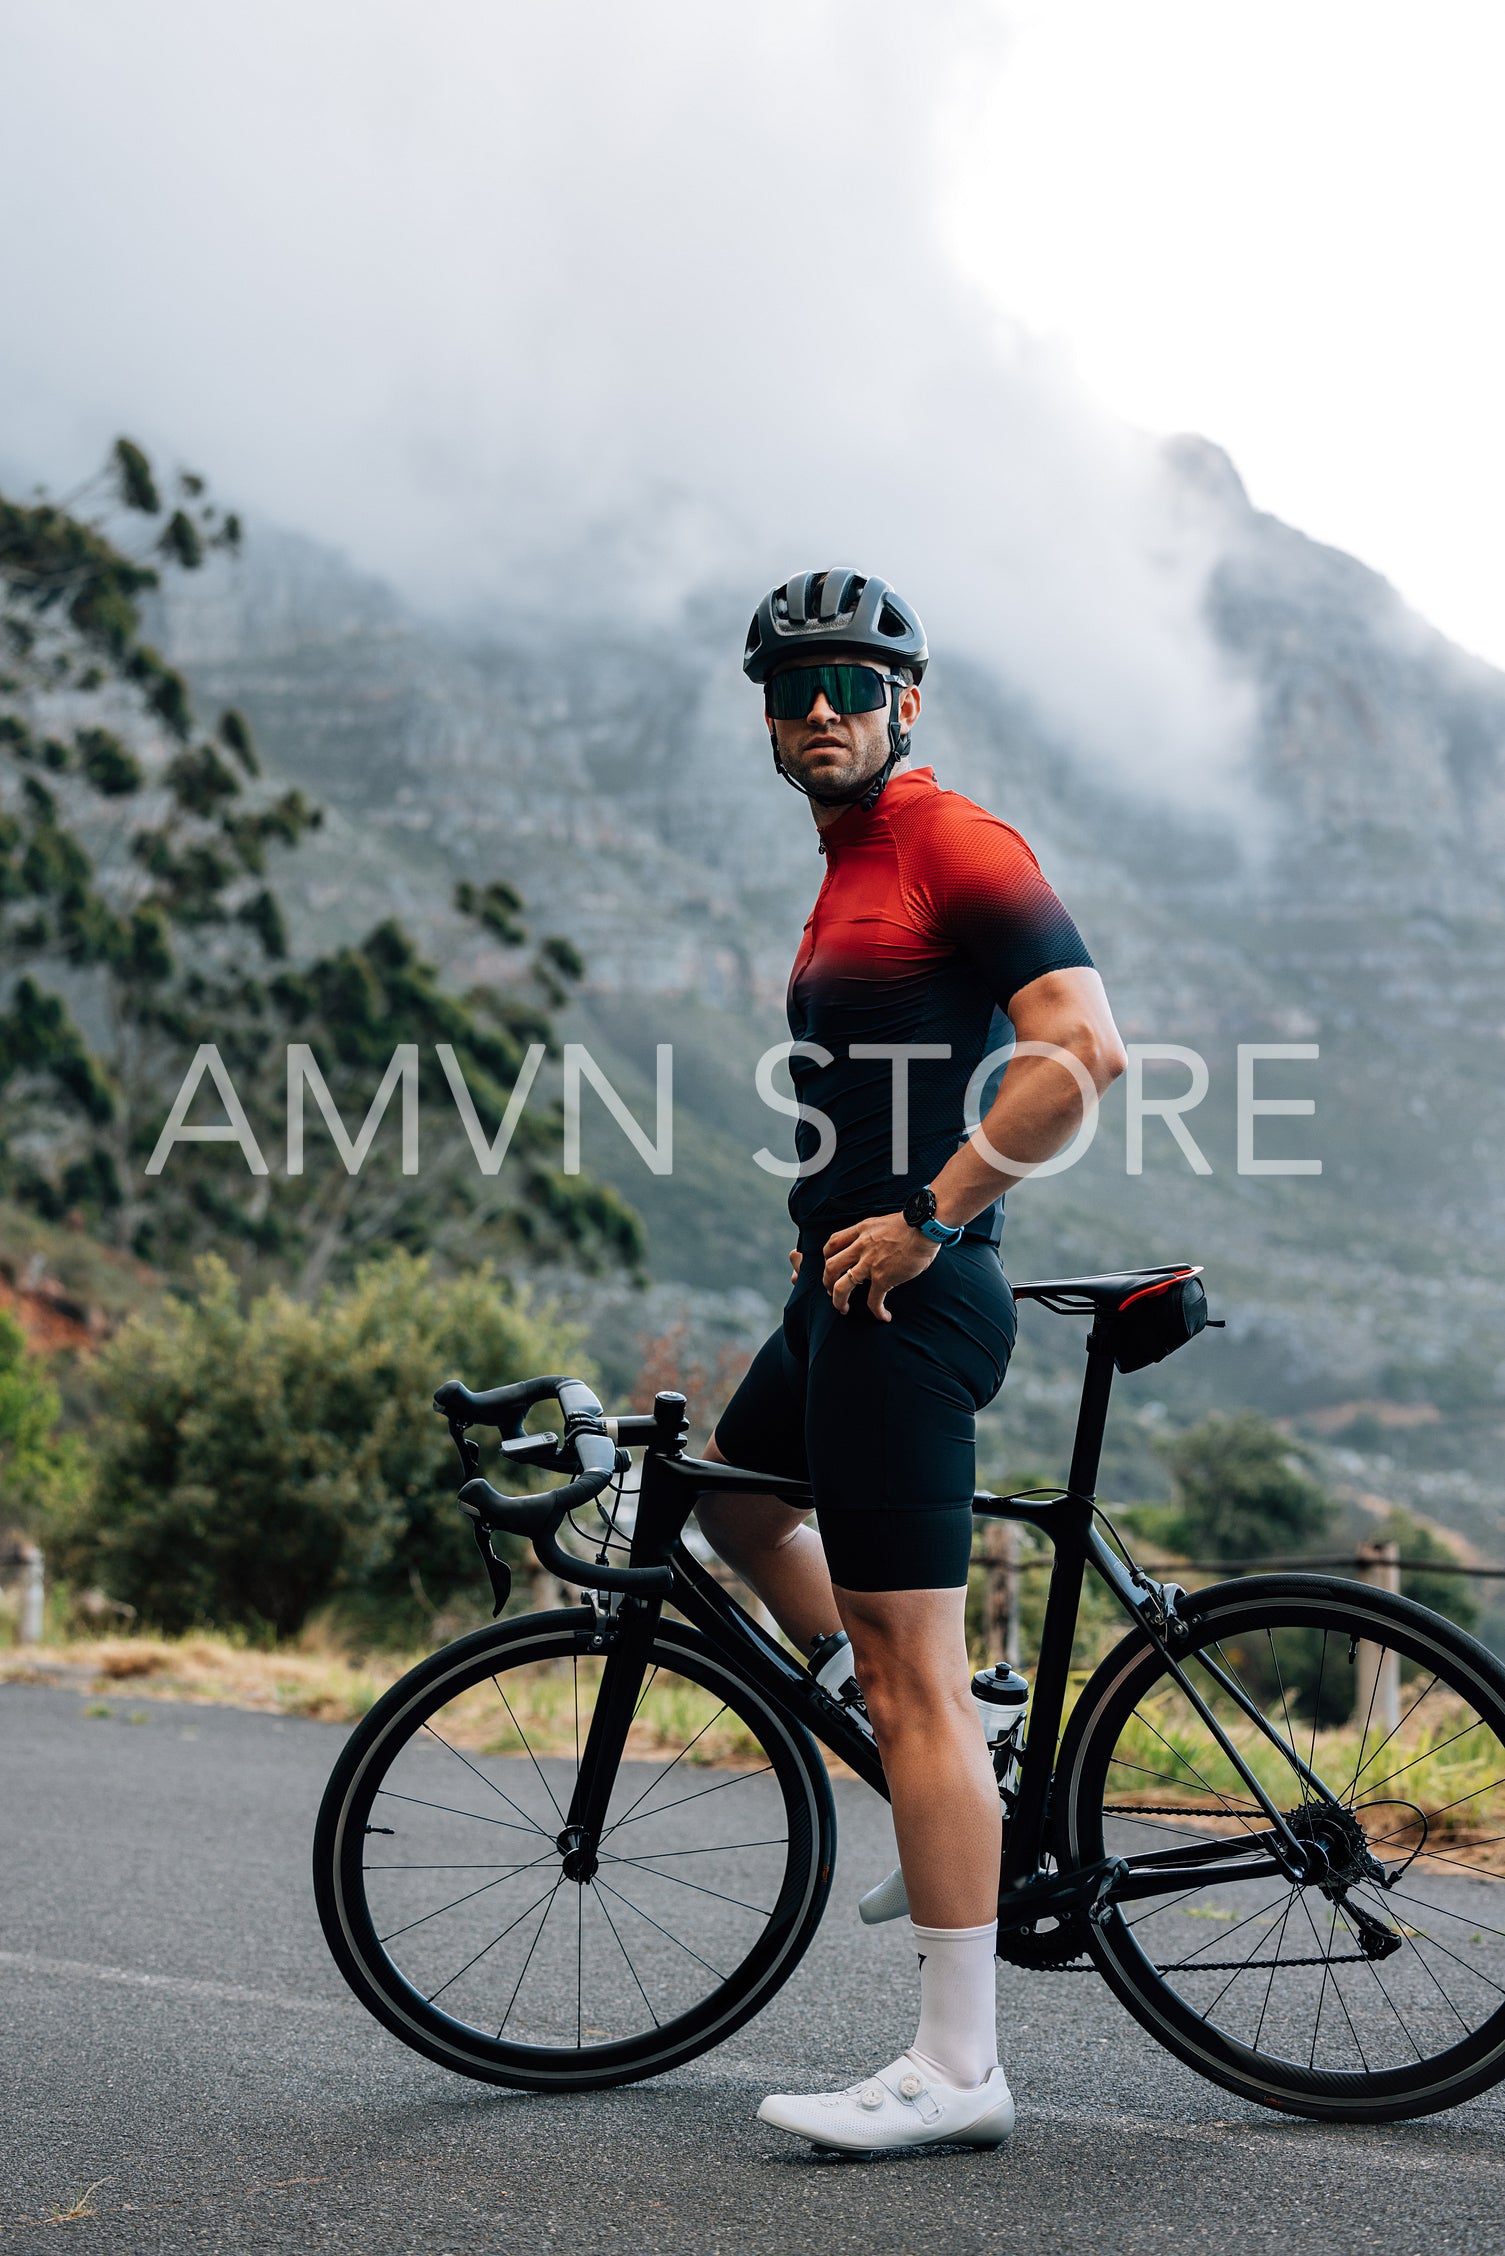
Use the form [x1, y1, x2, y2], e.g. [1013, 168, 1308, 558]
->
[1058, 1575, 1505, 2122]
[314, 1609, 836, 2089]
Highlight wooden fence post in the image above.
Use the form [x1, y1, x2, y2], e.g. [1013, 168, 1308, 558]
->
[1354, 1539, 1400, 1734]
[981, 1519, 1018, 1669]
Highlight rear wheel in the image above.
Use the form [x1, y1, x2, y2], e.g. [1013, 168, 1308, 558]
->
[314, 1609, 835, 2089]
[1059, 1575, 1505, 2121]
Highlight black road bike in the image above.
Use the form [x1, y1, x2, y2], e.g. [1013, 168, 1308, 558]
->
[314, 1264, 1505, 2123]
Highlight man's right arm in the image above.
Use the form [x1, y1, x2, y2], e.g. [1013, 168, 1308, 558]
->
[929, 967, 1126, 1229]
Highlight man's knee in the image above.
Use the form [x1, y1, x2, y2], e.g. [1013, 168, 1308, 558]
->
[840, 1589, 973, 1734]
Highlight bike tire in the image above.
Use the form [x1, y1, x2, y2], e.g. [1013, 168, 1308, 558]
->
[1058, 1573, 1505, 2122]
[313, 1608, 836, 2090]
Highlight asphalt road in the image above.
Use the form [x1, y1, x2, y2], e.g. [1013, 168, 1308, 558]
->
[3, 1681, 1503, 2256]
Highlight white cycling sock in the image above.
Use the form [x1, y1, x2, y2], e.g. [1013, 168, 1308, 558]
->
[908, 1919, 999, 2091]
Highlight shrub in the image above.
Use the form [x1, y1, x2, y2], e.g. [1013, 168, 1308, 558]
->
[54, 1253, 585, 1639]
[1162, 1410, 1334, 1562]
[0, 1307, 89, 1540]
[1376, 1505, 1481, 1636]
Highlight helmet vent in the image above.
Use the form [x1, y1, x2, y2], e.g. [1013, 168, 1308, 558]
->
[816, 568, 861, 623]
[878, 602, 909, 640]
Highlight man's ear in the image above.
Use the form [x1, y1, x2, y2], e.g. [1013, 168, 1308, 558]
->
[899, 681, 922, 732]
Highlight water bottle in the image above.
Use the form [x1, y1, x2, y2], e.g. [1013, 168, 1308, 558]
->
[972, 1664, 1029, 1797]
[807, 1628, 863, 1709]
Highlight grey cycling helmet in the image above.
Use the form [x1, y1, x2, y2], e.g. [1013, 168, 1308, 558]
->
[742, 568, 927, 685]
[744, 568, 928, 810]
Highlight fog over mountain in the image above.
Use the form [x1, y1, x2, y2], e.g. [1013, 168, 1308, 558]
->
[0, 1, 1250, 814]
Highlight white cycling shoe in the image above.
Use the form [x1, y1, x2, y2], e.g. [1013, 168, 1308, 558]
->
[757, 2052, 1015, 2159]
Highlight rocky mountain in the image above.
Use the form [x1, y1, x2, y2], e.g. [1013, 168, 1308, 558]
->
[157, 445, 1505, 1613]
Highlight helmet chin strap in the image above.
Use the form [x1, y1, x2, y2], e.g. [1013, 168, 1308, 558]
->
[769, 687, 909, 812]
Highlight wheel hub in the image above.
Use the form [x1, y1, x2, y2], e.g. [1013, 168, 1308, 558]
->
[1284, 1802, 1387, 1892]
[556, 1824, 599, 1884]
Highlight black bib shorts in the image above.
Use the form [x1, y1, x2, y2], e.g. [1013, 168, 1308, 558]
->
[712, 1233, 1017, 1593]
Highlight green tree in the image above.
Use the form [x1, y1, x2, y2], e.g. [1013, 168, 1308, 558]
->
[0, 442, 641, 1287]
[50, 1251, 586, 1640]
[0, 1308, 88, 1540]
[137, 893, 643, 1289]
[0, 438, 319, 1229]
[1376, 1505, 1480, 1636]
[1163, 1411, 1335, 1562]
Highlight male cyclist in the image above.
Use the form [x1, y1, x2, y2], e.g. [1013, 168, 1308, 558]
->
[697, 568, 1126, 2156]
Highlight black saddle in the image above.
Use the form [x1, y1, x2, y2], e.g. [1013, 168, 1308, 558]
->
[1012, 1265, 1212, 1373]
[1011, 1263, 1198, 1313]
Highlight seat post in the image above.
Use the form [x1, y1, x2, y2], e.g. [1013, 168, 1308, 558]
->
[1066, 1321, 1116, 1501]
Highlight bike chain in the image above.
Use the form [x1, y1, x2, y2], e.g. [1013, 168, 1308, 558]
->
[1037, 1802, 1379, 1970]
[1103, 1801, 1263, 1818]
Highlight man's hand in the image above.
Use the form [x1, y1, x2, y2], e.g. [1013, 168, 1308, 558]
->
[790, 1246, 802, 1285]
[822, 1213, 938, 1321]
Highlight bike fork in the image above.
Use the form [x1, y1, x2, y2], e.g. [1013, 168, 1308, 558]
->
[560, 1595, 663, 1859]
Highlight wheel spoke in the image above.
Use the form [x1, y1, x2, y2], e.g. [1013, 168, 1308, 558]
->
[1155, 1885, 1296, 1969]
[1253, 1893, 1298, 2052]
[613, 1837, 789, 1860]
[603, 1764, 777, 1835]
[1268, 1630, 1305, 1812]
[1342, 1632, 1385, 1809]
[375, 1786, 549, 1837]
[1105, 1756, 1253, 1799]
[593, 1875, 729, 1982]
[1131, 1709, 1262, 1823]
[587, 1878, 660, 2030]
[1353, 1939, 1424, 2063]
[420, 1721, 552, 1836]
[1347, 1672, 1441, 1794]
[1360, 1718, 1498, 1802]
[598, 1852, 773, 1917]
[599, 1702, 735, 1837]
[496, 1881, 566, 2034]
[377, 1849, 558, 1944]
[490, 1677, 568, 1827]
[426, 1878, 562, 2004]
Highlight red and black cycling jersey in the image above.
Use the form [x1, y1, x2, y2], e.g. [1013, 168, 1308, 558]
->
[784, 765, 1094, 1242]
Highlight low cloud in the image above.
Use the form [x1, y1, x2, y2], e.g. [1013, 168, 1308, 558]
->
[0, 0, 1252, 814]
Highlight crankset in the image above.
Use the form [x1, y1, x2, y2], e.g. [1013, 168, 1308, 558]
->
[994, 1912, 1094, 1969]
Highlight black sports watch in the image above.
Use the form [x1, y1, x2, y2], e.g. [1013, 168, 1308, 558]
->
[902, 1183, 964, 1247]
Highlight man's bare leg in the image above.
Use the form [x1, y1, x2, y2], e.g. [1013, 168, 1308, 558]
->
[835, 1583, 1000, 1928]
[695, 1459, 998, 1923]
[694, 1437, 837, 1654]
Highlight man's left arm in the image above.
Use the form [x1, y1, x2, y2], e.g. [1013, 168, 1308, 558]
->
[823, 968, 1127, 1319]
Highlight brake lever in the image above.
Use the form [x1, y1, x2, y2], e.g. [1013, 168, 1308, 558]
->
[447, 1418, 481, 1483]
[470, 1517, 513, 1618]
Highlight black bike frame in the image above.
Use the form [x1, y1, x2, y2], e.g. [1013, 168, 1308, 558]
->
[564, 1315, 1330, 1931]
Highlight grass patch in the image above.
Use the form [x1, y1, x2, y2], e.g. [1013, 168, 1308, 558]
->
[1106, 1687, 1505, 1868]
[0, 1632, 396, 1724]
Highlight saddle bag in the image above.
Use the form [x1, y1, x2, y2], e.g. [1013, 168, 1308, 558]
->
[1111, 1272, 1209, 1374]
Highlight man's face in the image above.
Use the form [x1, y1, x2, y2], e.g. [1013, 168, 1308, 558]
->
[766, 660, 922, 805]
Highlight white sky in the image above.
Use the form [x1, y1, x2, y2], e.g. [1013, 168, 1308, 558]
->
[0, 0, 1500, 728]
[951, 1, 1505, 665]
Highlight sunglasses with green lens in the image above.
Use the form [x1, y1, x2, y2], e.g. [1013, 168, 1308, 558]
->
[763, 663, 902, 721]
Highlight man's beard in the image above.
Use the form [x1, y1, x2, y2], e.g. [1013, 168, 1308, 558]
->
[778, 740, 889, 807]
